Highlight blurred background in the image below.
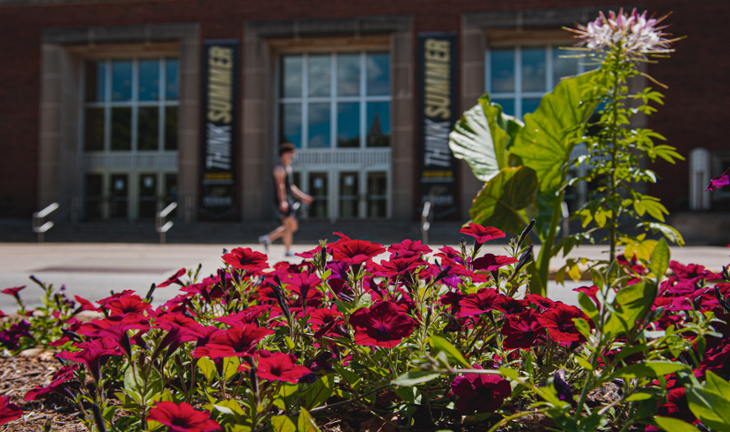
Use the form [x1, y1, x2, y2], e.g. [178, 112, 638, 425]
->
[0, 0, 728, 245]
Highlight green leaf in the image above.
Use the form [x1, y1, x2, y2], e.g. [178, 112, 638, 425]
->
[431, 336, 470, 368]
[578, 292, 599, 324]
[302, 374, 333, 410]
[638, 221, 685, 246]
[609, 361, 688, 381]
[333, 365, 361, 392]
[648, 238, 670, 280]
[124, 365, 164, 404]
[511, 70, 603, 192]
[653, 417, 701, 432]
[705, 371, 730, 396]
[197, 357, 216, 382]
[271, 415, 297, 432]
[297, 407, 321, 432]
[469, 166, 537, 234]
[604, 282, 656, 337]
[449, 94, 522, 181]
[222, 357, 240, 381]
[393, 370, 442, 387]
[687, 387, 730, 429]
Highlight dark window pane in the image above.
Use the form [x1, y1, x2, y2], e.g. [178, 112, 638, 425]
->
[366, 102, 390, 148]
[111, 107, 132, 151]
[164, 174, 178, 217]
[366, 53, 390, 95]
[84, 174, 103, 220]
[165, 59, 179, 100]
[308, 103, 330, 148]
[339, 172, 359, 218]
[308, 172, 328, 218]
[85, 60, 106, 102]
[521, 48, 546, 92]
[109, 174, 128, 219]
[552, 47, 579, 86]
[84, 107, 104, 151]
[308, 55, 331, 97]
[138, 174, 157, 218]
[367, 172, 387, 218]
[490, 49, 515, 93]
[495, 99, 515, 117]
[522, 98, 541, 117]
[280, 104, 302, 148]
[138, 107, 159, 151]
[138, 60, 160, 101]
[282, 55, 303, 98]
[337, 102, 360, 148]
[112, 60, 132, 101]
[165, 106, 178, 150]
[337, 54, 360, 96]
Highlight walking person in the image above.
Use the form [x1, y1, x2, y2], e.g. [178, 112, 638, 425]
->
[258, 143, 313, 256]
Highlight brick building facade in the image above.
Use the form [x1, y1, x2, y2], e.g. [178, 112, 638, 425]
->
[0, 0, 727, 228]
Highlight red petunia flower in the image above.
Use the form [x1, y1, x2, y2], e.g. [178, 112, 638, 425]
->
[283, 272, 321, 303]
[388, 239, 432, 258]
[74, 295, 100, 312]
[256, 351, 312, 384]
[706, 167, 730, 191]
[502, 310, 544, 350]
[193, 324, 273, 359]
[295, 245, 325, 259]
[349, 301, 416, 348]
[493, 296, 529, 314]
[537, 303, 590, 345]
[458, 288, 501, 318]
[525, 294, 556, 311]
[0, 396, 22, 425]
[25, 365, 78, 401]
[450, 368, 511, 414]
[57, 342, 119, 381]
[148, 401, 221, 432]
[107, 295, 151, 316]
[459, 224, 506, 244]
[1, 286, 25, 300]
[573, 285, 600, 305]
[157, 268, 186, 288]
[329, 240, 386, 265]
[222, 247, 269, 272]
[472, 254, 518, 272]
[372, 256, 424, 278]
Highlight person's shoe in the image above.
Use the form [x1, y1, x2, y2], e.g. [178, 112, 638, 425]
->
[285, 250, 295, 257]
[258, 235, 270, 253]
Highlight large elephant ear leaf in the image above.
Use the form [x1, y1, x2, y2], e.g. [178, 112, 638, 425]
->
[449, 94, 523, 182]
[511, 70, 603, 192]
[470, 166, 538, 234]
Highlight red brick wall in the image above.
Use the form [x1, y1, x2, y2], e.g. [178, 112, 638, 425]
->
[0, 0, 726, 217]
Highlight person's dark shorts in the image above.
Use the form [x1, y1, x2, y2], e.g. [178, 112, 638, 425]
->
[275, 199, 297, 222]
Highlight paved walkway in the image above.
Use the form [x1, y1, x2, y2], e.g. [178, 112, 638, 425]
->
[0, 242, 727, 313]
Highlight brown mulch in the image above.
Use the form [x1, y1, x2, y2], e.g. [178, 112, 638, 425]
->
[0, 352, 85, 432]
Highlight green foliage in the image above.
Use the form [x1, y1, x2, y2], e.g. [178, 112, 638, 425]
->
[469, 166, 538, 233]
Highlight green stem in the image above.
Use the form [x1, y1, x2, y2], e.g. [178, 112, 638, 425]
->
[532, 187, 566, 296]
[608, 47, 623, 263]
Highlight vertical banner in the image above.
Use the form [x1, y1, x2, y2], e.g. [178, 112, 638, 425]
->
[417, 32, 459, 220]
[200, 40, 239, 219]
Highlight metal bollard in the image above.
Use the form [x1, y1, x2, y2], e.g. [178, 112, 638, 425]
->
[33, 202, 59, 243]
[156, 202, 177, 244]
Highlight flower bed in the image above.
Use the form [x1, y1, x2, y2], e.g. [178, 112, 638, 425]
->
[0, 223, 728, 432]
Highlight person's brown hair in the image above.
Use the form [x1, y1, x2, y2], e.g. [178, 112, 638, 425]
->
[279, 142, 296, 156]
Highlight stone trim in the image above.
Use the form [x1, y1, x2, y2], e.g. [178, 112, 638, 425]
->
[242, 16, 413, 221]
[37, 23, 200, 220]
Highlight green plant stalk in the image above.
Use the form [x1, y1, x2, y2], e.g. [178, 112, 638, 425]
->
[531, 187, 567, 296]
[608, 46, 622, 264]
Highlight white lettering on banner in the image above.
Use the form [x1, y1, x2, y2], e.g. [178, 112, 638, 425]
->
[424, 119, 452, 167]
[206, 124, 232, 169]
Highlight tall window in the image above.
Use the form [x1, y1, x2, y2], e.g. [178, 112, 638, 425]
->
[279, 52, 391, 149]
[487, 45, 596, 119]
[84, 58, 179, 152]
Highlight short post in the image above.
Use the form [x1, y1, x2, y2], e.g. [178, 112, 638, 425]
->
[33, 202, 59, 243]
[421, 193, 434, 244]
[156, 202, 177, 244]
[561, 201, 570, 238]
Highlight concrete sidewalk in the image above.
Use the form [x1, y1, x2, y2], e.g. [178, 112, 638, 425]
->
[0, 242, 727, 313]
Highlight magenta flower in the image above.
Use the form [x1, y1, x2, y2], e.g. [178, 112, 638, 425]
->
[706, 168, 730, 191]
[372, 256, 424, 278]
[388, 239, 432, 258]
[148, 401, 220, 432]
[472, 254, 518, 272]
[256, 351, 312, 384]
[537, 303, 590, 345]
[57, 342, 119, 381]
[25, 365, 78, 401]
[0, 286, 25, 300]
[459, 224, 506, 244]
[450, 368, 511, 414]
[349, 301, 416, 348]
[193, 324, 273, 359]
[222, 247, 268, 272]
[283, 271, 321, 303]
